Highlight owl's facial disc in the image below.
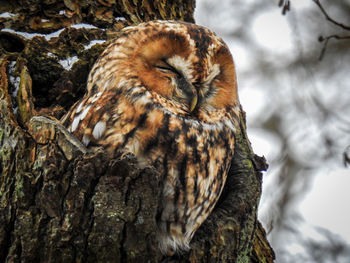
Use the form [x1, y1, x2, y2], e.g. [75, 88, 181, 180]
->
[135, 28, 238, 115]
[163, 56, 199, 112]
[156, 65, 198, 112]
[139, 51, 198, 112]
[136, 37, 196, 113]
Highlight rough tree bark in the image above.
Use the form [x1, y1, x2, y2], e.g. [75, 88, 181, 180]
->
[0, 1, 275, 262]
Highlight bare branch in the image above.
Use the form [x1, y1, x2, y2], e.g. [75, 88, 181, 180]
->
[344, 146, 350, 167]
[318, 34, 350, 60]
[278, 0, 290, 15]
[313, 0, 350, 31]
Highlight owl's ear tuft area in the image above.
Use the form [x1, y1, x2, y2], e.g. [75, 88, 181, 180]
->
[137, 35, 190, 64]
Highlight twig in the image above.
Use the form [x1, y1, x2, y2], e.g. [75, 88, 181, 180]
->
[278, 0, 290, 15]
[318, 34, 350, 60]
[344, 146, 350, 167]
[313, 0, 350, 31]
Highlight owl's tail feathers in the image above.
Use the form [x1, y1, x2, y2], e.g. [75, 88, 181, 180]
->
[157, 223, 191, 256]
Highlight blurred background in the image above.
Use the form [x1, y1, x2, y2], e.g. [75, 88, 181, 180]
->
[195, 0, 350, 262]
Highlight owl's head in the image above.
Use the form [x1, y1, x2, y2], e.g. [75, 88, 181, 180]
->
[89, 20, 239, 120]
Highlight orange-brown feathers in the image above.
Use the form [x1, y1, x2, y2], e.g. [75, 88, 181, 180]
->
[62, 20, 240, 255]
[210, 46, 238, 109]
[136, 35, 191, 99]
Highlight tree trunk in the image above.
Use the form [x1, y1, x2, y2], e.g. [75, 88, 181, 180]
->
[0, 1, 275, 262]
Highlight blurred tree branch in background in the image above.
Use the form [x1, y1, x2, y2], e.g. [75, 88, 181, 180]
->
[313, 0, 350, 30]
[313, 0, 350, 60]
[278, 0, 290, 15]
[312, 0, 350, 163]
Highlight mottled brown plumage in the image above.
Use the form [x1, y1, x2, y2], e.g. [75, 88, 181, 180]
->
[62, 20, 240, 254]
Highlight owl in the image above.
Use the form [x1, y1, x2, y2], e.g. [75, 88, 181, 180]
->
[62, 20, 240, 255]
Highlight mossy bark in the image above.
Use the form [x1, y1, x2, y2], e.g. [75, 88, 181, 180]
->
[0, 1, 274, 262]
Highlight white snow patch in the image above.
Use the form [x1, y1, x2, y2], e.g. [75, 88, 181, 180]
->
[47, 52, 57, 58]
[0, 12, 16, 18]
[83, 40, 106, 50]
[115, 17, 126, 21]
[0, 28, 65, 41]
[58, 56, 79, 70]
[1, 28, 46, 39]
[71, 23, 99, 29]
[44, 28, 65, 40]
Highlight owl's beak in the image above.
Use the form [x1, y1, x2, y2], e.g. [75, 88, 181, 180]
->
[178, 76, 198, 112]
[190, 94, 198, 112]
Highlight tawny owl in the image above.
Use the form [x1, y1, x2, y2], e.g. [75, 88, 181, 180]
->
[62, 20, 240, 254]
